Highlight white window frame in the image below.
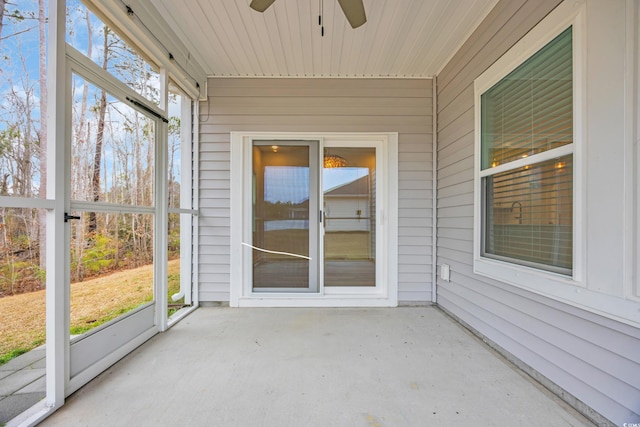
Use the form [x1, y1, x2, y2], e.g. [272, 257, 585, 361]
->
[473, 1, 587, 296]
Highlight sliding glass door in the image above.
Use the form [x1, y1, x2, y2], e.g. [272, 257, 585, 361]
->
[250, 140, 379, 293]
[251, 141, 319, 292]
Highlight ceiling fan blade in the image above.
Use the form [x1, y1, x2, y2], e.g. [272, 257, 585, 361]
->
[336, 0, 366, 28]
[250, 0, 277, 12]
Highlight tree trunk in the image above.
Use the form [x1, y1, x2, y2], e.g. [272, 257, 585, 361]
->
[88, 26, 109, 234]
[88, 91, 106, 234]
[37, 0, 47, 271]
[80, 10, 91, 141]
[0, 0, 7, 41]
[77, 10, 91, 152]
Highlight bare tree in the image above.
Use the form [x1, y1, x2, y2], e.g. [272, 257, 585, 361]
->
[88, 25, 109, 234]
[0, 4, 39, 44]
[71, 9, 93, 278]
[4, 53, 37, 198]
[78, 9, 91, 149]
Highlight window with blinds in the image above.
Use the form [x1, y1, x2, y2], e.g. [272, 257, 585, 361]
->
[479, 26, 573, 275]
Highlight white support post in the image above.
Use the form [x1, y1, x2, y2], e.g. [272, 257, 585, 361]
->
[155, 72, 170, 332]
[191, 101, 200, 307]
[155, 117, 169, 331]
[180, 95, 194, 305]
[46, 0, 68, 411]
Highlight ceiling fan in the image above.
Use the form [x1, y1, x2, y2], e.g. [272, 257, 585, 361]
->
[250, 0, 367, 29]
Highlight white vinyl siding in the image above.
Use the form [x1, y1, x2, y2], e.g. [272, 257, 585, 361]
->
[436, 0, 640, 425]
[199, 78, 433, 302]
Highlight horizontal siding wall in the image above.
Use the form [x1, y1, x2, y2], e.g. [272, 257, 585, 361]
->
[199, 78, 433, 302]
[435, 0, 640, 426]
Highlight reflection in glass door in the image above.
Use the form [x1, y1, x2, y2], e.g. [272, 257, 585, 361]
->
[251, 142, 318, 291]
[323, 147, 376, 287]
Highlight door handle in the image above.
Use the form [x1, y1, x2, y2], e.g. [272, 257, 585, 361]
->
[64, 213, 81, 222]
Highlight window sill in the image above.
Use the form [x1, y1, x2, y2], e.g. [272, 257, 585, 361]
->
[474, 257, 640, 328]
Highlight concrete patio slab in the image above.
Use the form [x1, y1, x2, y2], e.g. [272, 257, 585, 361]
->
[0, 348, 46, 424]
[40, 307, 595, 427]
[0, 350, 45, 372]
[0, 393, 44, 424]
[0, 370, 13, 381]
[15, 376, 46, 394]
[0, 369, 45, 397]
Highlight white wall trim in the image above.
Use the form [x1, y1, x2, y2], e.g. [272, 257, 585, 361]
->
[635, 0, 640, 300]
[230, 132, 398, 308]
[432, 77, 438, 304]
[627, 0, 640, 301]
[204, 75, 435, 80]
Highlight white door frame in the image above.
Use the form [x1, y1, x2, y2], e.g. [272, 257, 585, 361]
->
[230, 132, 398, 307]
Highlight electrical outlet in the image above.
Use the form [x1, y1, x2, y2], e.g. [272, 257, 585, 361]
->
[441, 264, 450, 282]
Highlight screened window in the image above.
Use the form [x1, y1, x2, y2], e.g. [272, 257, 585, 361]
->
[66, 0, 160, 105]
[479, 27, 573, 275]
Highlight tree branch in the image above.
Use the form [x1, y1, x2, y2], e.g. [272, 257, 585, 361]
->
[0, 25, 37, 41]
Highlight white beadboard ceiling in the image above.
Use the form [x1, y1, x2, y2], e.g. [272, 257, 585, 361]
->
[149, 0, 498, 78]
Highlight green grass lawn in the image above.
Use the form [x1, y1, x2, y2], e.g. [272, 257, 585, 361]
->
[0, 259, 182, 365]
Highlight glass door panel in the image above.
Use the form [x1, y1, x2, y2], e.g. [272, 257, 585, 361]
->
[252, 142, 318, 291]
[323, 147, 376, 287]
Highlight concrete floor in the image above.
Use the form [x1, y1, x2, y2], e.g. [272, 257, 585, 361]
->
[41, 306, 594, 427]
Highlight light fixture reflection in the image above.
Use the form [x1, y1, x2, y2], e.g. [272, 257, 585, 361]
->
[323, 154, 348, 168]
